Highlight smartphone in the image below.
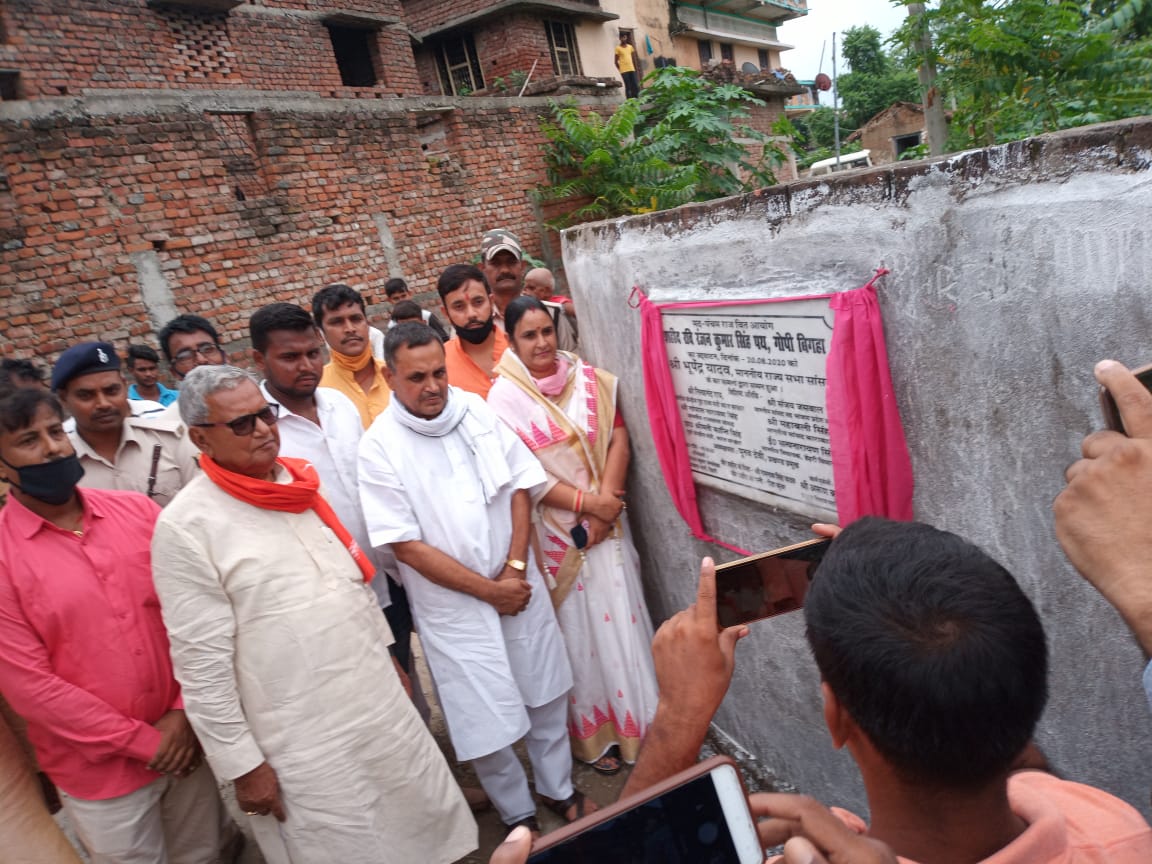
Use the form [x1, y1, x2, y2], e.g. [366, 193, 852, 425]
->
[714, 537, 831, 628]
[1099, 363, 1152, 434]
[527, 756, 762, 864]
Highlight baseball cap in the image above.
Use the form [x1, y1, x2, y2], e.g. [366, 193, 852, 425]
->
[481, 229, 523, 262]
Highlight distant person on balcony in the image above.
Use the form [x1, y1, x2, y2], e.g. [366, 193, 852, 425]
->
[615, 33, 640, 99]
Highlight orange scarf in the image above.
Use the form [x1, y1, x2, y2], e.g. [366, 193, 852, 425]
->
[199, 454, 375, 583]
[329, 347, 374, 373]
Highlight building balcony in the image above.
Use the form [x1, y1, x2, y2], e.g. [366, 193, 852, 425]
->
[676, 0, 807, 29]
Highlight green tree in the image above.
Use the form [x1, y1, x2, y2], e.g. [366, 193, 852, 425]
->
[893, 0, 1152, 147]
[841, 25, 890, 77]
[537, 67, 787, 226]
[836, 25, 921, 131]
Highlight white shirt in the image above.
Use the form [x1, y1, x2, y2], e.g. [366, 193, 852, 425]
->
[369, 326, 385, 361]
[357, 390, 572, 761]
[259, 383, 393, 607]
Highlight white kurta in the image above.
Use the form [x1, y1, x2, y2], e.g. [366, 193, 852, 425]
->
[260, 383, 395, 607]
[358, 390, 573, 762]
[151, 472, 476, 864]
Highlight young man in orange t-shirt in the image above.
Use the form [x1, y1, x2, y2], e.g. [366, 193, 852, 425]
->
[437, 264, 509, 400]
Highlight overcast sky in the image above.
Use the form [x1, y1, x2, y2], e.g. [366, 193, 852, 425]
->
[778, 0, 911, 84]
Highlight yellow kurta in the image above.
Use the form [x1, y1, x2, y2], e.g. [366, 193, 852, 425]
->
[319, 358, 391, 429]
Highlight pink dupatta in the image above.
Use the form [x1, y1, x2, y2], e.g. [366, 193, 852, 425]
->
[632, 270, 912, 552]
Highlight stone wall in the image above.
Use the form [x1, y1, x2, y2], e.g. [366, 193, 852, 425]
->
[562, 118, 1152, 815]
[0, 91, 613, 359]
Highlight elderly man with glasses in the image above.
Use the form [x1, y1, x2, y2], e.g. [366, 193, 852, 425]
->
[150, 365, 477, 864]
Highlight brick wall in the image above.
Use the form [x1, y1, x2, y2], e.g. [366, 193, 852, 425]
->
[401, 0, 495, 36]
[0, 97, 581, 360]
[0, 0, 421, 99]
[475, 15, 556, 83]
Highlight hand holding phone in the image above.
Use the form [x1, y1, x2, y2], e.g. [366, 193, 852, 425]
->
[750, 793, 897, 864]
[1098, 361, 1152, 434]
[1056, 360, 1152, 656]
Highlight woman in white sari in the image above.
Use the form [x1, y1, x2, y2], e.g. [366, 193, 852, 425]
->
[488, 296, 658, 774]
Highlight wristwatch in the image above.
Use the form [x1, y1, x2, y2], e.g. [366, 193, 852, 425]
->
[505, 558, 528, 572]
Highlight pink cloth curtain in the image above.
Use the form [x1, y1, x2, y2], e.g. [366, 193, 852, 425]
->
[825, 273, 914, 524]
[632, 273, 912, 551]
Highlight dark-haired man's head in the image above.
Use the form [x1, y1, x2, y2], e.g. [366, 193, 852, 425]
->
[250, 303, 325, 403]
[0, 358, 48, 396]
[159, 314, 225, 380]
[0, 389, 79, 508]
[383, 322, 447, 420]
[804, 518, 1048, 792]
[437, 265, 494, 347]
[312, 283, 369, 360]
[385, 278, 412, 304]
[125, 344, 163, 392]
[390, 300, 425, 325]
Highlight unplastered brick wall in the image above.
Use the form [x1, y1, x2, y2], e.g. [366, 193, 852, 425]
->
[0, 97, 576, 361]
[474, 14, 557, 83]
[0, 0, 420, 98]
[400, 0, 498, 36]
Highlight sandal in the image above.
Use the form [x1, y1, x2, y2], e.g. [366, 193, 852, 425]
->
[540, 789, 595, 823]
[505, 815, 541, 840]
[591, 753, 622, 776]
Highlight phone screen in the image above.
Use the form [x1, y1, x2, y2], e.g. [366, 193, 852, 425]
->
[715, 539, 830, 628]
[527, 771, 745, 864]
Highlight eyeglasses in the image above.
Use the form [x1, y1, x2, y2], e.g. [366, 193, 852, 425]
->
[193, 404, 279, 436]
[172, 343, 224, 366]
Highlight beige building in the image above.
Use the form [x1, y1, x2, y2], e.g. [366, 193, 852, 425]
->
[573, 0, 808, 85]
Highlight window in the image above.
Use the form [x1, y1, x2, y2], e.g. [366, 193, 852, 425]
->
[0, 70, 20, 101]
[545, 21, 582, 77]
[697, 40, 713, 66]
[327, 25, 377, 87]
[719, 43, 734, 63]
[434, 34, 484, 96]
[758, 48, 770, 70]
[893, 132, 923, 158]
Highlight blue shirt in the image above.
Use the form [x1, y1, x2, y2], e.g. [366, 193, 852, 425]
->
[128, 383, 178, 407]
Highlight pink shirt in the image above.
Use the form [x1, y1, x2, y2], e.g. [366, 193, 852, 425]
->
[800, 771, 1152, 864]
[0, 488, 179, 800]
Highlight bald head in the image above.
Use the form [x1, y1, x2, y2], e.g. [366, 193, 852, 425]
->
[523, 268, 555, 301]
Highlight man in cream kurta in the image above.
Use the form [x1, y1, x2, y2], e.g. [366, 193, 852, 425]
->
[151, 366, 476, 864]
[358, 323, 577, 831]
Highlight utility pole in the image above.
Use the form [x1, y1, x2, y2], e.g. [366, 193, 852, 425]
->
[832, 31, 841, 167]
[908, 2, 947, 156]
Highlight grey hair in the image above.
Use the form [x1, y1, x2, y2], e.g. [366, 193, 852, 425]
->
[178, 365, 258, 427]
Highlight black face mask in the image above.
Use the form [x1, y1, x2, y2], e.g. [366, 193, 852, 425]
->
[1, 454, 85, 506]
[455, 315, 496, 345]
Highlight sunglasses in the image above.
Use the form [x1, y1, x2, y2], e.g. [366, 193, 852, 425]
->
[172, 342, 224, 366]
[193, 403, 280, 436]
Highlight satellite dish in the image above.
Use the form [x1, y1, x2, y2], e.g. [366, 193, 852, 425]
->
[815, 73, 832, 91]
[742, 62, 760, 74]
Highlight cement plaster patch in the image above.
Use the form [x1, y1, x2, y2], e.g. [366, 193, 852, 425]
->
[562, 118, 1152, 817]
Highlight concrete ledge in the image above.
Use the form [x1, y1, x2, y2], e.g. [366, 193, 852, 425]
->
[0, 89, 620, 123]
[561, 116, 1152, 243]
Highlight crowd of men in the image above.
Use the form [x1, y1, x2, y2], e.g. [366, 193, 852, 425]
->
[1, 224, 1152, 864]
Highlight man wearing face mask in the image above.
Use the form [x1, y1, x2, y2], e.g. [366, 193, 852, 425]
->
[0, 387, 232, 864]
[438, 264, 509, 399]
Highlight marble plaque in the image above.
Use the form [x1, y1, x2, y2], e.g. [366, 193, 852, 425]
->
[662, 299, 837, 521]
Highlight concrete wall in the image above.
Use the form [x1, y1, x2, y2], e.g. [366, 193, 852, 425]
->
[562, 117, 1152, 816]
